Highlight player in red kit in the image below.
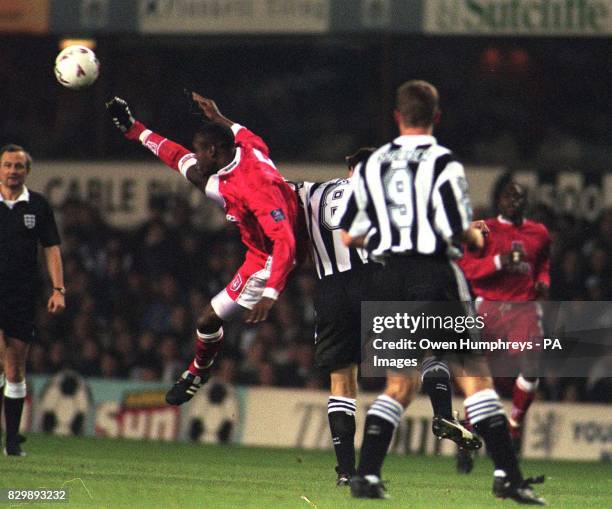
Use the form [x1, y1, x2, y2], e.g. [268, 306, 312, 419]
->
[458, 181, 550, 465]
[106, 93, 298, 405]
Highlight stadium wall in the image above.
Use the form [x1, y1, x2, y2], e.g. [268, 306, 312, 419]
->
[23, 372, 612, 462]
[28, 161, 612, 227]
[34, 0, 612, 36]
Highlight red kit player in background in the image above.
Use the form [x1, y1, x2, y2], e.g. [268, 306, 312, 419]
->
[458, 181, 550, 462]
[106, 93, 299, 405]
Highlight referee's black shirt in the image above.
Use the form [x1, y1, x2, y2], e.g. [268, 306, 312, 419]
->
[0, 187, 61, 287]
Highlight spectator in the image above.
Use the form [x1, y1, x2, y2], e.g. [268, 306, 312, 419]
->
[23, 187, 606, 405]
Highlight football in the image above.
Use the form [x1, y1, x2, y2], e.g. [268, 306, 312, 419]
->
[54, 45, 100, 90]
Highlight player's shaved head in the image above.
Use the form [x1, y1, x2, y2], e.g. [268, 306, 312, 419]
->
[192, 122, 237, 177]
[194, 122, 235, 151]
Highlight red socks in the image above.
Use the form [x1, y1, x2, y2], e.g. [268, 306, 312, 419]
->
[188, 328, 224, 376]
[510, 375, 538, 434]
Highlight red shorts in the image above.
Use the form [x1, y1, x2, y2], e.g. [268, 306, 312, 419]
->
[476, 299, 544, 355]
[210, 256, 272, 320]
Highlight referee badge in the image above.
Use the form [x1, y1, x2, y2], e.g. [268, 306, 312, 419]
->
[23, 214, 36, 229]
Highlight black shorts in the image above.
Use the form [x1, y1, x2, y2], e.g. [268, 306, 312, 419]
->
[369, 255, 471, 302]
[0, 285, 37, 342]
[367, 255, 481, 361]
[314, 264, 380, 373]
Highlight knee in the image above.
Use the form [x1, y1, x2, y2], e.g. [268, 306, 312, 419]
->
[196, 304, 223, 333]
[385, 375, 418, 407]
[459, 376, 494, 397]
[4, 365, 25, 384]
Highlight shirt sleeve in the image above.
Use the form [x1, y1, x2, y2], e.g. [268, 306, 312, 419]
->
[137, 124, 197, 179]
[338, 162, 372, 238]
[535, 226, 551, 286]
[232, 124, 270, 157]
[431, 160, 473, 240]
[458, 249, 501, 281]
[247, 180, 297, 299]
[38, 197, 61, 247]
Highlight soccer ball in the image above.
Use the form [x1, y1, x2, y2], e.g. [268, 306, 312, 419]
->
[54, 45, 100, 90]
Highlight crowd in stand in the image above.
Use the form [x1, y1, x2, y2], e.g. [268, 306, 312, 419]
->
[28, 193, 611, 403]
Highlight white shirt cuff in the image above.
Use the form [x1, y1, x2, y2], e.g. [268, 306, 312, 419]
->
[178, 153, 197, 179]
[363, 228, 377, 248]
[493, 254, 502, 270]
[262, 288, 279, 300]
[139, 129, 152, 144]
[230, 123, 244, 135]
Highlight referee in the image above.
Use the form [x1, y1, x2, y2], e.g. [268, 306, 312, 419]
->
[0, 144, 65, 456]
[340, 81, 545, 505]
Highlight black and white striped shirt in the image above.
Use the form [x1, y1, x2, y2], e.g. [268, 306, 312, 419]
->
[299, 178, 369, 278]
[339, 135, 472, 260]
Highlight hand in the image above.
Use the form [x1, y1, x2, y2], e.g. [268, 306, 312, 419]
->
[341, 230, 365, 248]
[464, 226, 485, 252]
[500, 248, 524, 271]
[471, 220, 489, 237]
[535, 281, 549, 300]
[191, 92, 232, 125]
[47, 292, 66, 315]
[105, 96, 136, 135]
[244, 297, 276, 324]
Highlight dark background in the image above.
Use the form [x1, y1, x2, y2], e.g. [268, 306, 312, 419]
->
[2, 35, 610, 169]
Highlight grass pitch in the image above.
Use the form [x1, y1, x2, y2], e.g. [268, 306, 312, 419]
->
[0, 435, 609, 508]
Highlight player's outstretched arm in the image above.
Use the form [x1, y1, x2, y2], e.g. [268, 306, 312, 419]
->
[191, 92, 270, 155]
[106, 96, 197, 178]
[191, 92, 233, 127]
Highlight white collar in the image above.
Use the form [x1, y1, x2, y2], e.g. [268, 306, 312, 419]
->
[0, 186, 30, 204]
[217, 147, 241, 175]
[497, 214, 523, 226]
[392, 135, 436, 147]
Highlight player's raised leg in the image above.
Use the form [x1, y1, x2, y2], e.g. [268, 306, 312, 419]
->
[166, 260, 269, 406]
[328, 365, 358, 486]
[422, 356, 482, 450]
[165, 302, 224, 406]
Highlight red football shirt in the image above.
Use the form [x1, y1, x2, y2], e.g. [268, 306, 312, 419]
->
[203, 125, 299, 298]
[132, 122, 298, 299]
[458, 216, 550, 301]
